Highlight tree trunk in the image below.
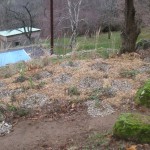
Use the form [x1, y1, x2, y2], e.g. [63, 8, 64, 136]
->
[120, 0, 140, 54]
[108, 24, 111, 39]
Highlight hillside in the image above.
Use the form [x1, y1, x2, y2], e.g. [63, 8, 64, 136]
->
[0, 51, 150, 149]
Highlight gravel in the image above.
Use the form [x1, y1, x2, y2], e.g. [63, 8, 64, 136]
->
[0, 121, 12, 136]
[85, 101, 115, 117]
[111, 80, 132, 92]
[33, 71, 53, 80]
[21, 93, 49, 109]
[0, 88, 23, 99]
[61, 61, 80, 68]
[0, 113, 5, 122]
[137, 65, 150, 73]
[0, 82, 5, 88]
[79, 77, 103, 89]
[91, 62, 110, 72]
[53, 73, 72, 84]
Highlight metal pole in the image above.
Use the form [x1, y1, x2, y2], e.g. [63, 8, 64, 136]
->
[50, 0, 54, 55]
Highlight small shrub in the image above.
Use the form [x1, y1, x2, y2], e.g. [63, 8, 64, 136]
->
[90, 89, 100, 99]
[42, 56, 51, 66]
[68, 61, 74, 67]
[90, 87, 115, 100]
[33, 73, 41, 80]
[21, 85, 30, 92]
[113, 113, 150, 143]
[10, 93, 17, 104]
[145, 70, 150, 74]
[135, 80, 150, 108]
[86, 132, 110, 148]
[68, 86, 80, 96]
[14, 76, 27, 83]
[7, 105, 18, 112]
[90, 87, 115, 107]
[90, 88, 102, 107]
[17, 62, 26, 77]
[7, 105, 29, 117]
[101, 87, 115, 98]
[36, 81, 46, 89]
[16, 108, 29, 117]
[120, 69, 138, 79]
[28, 77, 35, 89]
[14, 62, 27, 83]
[4, 74, 11, 78]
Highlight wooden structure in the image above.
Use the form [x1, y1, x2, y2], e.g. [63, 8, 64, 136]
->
[0, 27, 41, 51]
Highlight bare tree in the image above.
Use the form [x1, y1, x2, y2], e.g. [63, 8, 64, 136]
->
[102, 0, 118, 39]
[120, 0, 141, 54]
[66, 0, 83, 50]
[2, 0, 43, 43]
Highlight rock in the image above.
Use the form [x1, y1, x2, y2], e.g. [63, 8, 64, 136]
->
[21, 93, 49, 109]
[135, 80, 150, 108]
[113, 113, 150, 143]
[136, 39, 150, 50]
[111, 80, 132, 92]
[0, 121, 12, 136]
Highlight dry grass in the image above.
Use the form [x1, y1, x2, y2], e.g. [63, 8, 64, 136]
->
[0, 52, 150, 110]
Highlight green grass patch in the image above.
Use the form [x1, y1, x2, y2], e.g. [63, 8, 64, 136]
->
[41, 28, 150, 55]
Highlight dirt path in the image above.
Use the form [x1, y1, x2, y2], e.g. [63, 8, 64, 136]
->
[0, 110, 119, 150]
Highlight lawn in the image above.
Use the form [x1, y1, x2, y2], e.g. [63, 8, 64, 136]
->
[42, 28, 150, 55]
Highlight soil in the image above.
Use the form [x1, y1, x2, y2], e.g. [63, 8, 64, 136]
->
[0, 109, 119, 150]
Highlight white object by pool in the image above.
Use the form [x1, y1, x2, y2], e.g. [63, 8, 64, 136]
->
[0, 49, 31, 67]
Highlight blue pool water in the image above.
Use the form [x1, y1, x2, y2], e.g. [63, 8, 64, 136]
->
[0, 49, 31, 67]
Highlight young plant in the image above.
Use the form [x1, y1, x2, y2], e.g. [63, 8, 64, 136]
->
[120, 69, 138, 79]
[7, 105, 29, 117]
[90, 88, 102, 107]
[17, 62, 26, 77]
[15, 62, 27, 82]
[68, 86, 80, 96]
[36, 81, 46, 89]
[28, 77, 35, 89]
[10, 92, 17, 105]
[68, 60, 74, 67]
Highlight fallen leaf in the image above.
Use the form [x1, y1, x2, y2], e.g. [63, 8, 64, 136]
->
[126, 145, 137, 150]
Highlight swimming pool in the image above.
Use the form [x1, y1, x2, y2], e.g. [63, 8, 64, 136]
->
[0, 49, 31, 67]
